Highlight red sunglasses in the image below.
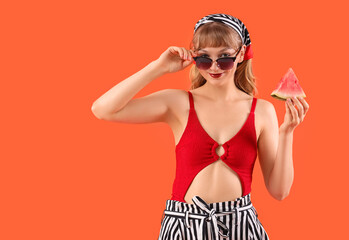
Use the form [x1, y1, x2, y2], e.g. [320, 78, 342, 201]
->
[193, 46, 242, 70]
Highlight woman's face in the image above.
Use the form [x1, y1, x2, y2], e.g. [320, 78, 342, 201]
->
[195, 45, 245, 83]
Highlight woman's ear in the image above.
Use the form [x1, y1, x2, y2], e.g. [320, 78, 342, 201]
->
[238, 45, 247, 63]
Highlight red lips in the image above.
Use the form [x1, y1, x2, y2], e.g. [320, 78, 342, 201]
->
[209, 73, 223, 78]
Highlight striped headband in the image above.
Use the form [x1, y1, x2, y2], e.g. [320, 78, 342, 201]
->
[194, 13, 253, 60]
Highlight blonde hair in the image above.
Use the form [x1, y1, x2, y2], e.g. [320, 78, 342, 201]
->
[188, 22, 258, 96]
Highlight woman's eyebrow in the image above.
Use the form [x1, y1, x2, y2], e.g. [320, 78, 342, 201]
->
[198, 47, 233, 52]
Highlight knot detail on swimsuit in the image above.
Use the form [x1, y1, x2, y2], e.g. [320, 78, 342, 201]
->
[211, 142, 228, 160]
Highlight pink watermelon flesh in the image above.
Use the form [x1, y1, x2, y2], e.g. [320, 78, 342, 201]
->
[271, 68, 306, 101]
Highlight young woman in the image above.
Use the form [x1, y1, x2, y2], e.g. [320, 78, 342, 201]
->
[91, 13, 309, 240]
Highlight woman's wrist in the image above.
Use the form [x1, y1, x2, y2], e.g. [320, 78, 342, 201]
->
[279, 124, 294, 134]
[151, 59, 169, 76]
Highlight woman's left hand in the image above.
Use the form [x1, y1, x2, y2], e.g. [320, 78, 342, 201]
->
[280, 96, 309, 133]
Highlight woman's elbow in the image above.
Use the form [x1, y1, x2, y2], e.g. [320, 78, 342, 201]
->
[91, 104, 105, 120]
[274, 190, 290, 201]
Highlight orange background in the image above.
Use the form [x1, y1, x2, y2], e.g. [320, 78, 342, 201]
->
[1, 0, 348, 239]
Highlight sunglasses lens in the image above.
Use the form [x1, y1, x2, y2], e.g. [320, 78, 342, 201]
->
[194, 58, 212, 70]
[217, 58, 235, 70]
[194, 57, 235, 70]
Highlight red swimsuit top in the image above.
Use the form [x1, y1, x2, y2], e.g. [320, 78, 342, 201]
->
[170, 90, 258, 203]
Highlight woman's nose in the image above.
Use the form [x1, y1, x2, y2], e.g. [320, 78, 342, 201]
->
[210, 60, 220, 71]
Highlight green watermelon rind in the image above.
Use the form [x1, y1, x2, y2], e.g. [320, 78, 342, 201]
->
[271, 93, 288, 101]
[271, 92, 306, 101]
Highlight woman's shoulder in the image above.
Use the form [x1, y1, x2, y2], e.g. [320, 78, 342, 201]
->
[254, 97, 277, 132]
[161, 88, 190, 103]
[160, 88, 191, 111]
[254, 97, 275, 114]
[157, 88, 191, 126]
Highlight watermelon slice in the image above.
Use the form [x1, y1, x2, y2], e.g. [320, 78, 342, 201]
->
[271, 68, 306, 101]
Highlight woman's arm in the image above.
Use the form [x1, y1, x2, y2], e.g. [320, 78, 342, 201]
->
[267, 127, 294, 201]
[258, 97, 309, 201]
[91, 60, 167, 120]
[91, 46, 195, 123]
[257, 101, 294, 201]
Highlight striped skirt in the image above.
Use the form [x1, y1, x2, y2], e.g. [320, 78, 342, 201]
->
[157, 193, 269, 240]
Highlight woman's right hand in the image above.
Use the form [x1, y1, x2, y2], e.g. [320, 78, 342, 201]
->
[154, 46, 197, 74]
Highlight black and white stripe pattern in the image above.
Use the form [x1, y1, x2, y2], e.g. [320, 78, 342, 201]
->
[193, 13, 252, 60]
[157, 193, 269, 240]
